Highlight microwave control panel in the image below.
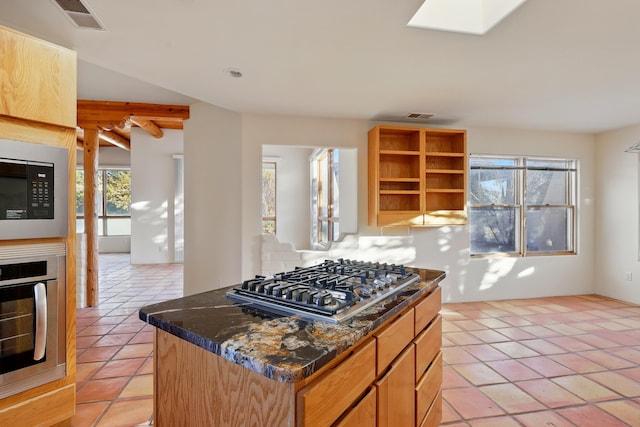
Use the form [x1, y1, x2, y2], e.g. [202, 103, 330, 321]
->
[27, 164, 54, 219]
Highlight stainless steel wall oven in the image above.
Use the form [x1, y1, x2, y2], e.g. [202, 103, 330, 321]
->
[0, 252, 66, 399]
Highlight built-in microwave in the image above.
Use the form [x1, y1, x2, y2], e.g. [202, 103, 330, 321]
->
[0, 138, 68, 240]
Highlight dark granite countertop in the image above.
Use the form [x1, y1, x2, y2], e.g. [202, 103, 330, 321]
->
[139, 268, 445, 383]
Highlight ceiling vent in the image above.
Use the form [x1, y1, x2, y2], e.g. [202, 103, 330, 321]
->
[405, 113, 435, 122]
[52, 0, 105, 30]
[626, 141, 640, 153]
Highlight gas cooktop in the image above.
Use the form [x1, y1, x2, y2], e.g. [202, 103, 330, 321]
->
[226, 259, 420, 323]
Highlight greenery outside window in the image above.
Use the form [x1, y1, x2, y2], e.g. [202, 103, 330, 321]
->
[262, 162, 276, 234]
[311, 148, 339, 246]
[76, 168, 131, 236]
[469, 155, 577, 256]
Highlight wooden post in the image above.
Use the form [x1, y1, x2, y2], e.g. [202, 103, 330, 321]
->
[83, 129, 100, 306]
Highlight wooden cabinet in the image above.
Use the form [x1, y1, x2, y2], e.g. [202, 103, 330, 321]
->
[153, 284, 443, 427]
[369, 125, 467, 227]
[297, 340, 376, 426]
[0, 25, 77, 427]
[376, 344, 415, 427]
[334, 387, 377, 427]
[298, 286, 442, 427]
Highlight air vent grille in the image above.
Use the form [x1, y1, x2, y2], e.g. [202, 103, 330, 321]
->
[626, 141, 640, 153]
[405, 113, 434, 120]
[53, 0, 105, 30]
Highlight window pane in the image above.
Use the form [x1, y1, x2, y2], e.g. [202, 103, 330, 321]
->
[105, 170, 131, 216]
[262, 163, 276, 218]
[526, 169, 569, 205]
[526, 207, 572, 252]
[320, 220, 328, 243]
[262, 220, 276, 234]
[319, 153, 329, 217]
[76, 170, 84, 216]
[469, 169, 516, 205]
[97, 172, 104, 216]
[332, 222, 340, 241]
[76, 218, 84, 234]
[469, 206, 519, 253]
[106, 218, 131, 236]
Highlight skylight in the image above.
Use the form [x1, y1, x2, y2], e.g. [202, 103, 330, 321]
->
[408, 0, 527, 35]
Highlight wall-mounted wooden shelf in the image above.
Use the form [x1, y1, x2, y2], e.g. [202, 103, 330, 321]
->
[369, 125, 467, 227]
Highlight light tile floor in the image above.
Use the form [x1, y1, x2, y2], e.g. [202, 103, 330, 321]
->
[72, 254, 182, 427]
[72, 254, 640, 426]
[440, 295, 640, 427]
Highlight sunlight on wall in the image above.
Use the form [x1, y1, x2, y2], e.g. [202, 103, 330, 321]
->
[517, 266, 535, 278]
[479, 257, 517, 291]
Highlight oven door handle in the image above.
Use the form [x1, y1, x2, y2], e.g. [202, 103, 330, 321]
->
[33, 282, 47, 361]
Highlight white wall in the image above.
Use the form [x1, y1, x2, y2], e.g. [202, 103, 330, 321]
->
[130, 128, 183, 264]
[595, 124, 640, 305]
[409, 127, 596, 303]
[184, 102, 243, 295]
[240, 114, 598, 303]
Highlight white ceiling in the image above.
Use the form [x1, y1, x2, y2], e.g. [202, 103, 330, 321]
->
[1, 0, 640, 133]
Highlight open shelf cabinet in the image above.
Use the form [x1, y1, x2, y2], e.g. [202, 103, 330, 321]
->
[369, 125, 467, 227]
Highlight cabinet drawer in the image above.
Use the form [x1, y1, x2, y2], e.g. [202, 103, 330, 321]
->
[414, 315, 442, 382]
[298, 339, 376, 427]
[376, 344, 415, 427]
[333, 386, 377, 427]
[415, 351, 442, 425]
[375, 308, 414, 376]
[414, 286, 441, 332]
[419, 390, 443, 427]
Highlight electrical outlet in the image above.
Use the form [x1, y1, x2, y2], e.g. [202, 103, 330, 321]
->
[625, 272, 632, 281]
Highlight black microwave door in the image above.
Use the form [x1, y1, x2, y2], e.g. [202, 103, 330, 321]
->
[0, 162, 28, 220]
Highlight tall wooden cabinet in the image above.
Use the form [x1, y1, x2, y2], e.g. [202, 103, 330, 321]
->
[368, 125, 467, 227]
[0, 25, 77, 426]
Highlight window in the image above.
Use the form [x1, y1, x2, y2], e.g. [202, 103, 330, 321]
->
[262, 162, 276, 234]
[311, 148, 340, 245]
[469, 155, 577, 256]
[76, 168, 131, 236]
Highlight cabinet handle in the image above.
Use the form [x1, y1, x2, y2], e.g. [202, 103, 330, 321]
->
[33, 282, 47, 361]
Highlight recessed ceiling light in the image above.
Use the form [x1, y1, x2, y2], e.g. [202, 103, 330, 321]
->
[408, 0, 527, 35]
[224, 68, 243, 78]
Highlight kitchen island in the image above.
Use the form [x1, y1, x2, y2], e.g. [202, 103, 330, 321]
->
[139, 267, 445, 426]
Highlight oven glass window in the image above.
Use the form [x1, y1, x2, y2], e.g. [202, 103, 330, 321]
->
[0, 284, 40, 375]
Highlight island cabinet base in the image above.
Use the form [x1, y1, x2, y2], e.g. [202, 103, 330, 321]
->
[155, 330, 296, 426]
[153, 284, 442, 427]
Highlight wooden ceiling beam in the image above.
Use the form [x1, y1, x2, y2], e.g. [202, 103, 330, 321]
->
[76, 127, 131, 151]
[77, 100, 190, 131]
[129, 117, 163, 138]
[99, 129, 131, 151]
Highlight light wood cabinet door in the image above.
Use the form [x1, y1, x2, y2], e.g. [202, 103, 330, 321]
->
[334, 387, 377, 427]
[415, 315, 442, 382]
[415, 286, 441, 333]
[376, 344, 415, 427]
[374, 308, 414, 376]
[416, 352, 443, 425]
[298, 339, 376, 427]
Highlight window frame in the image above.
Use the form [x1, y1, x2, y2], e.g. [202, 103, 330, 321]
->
[311, 148, 340, 246]
[76, 167, 132, 237]
[261, 161, 277, 234]
[469, 155, 577, 258]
